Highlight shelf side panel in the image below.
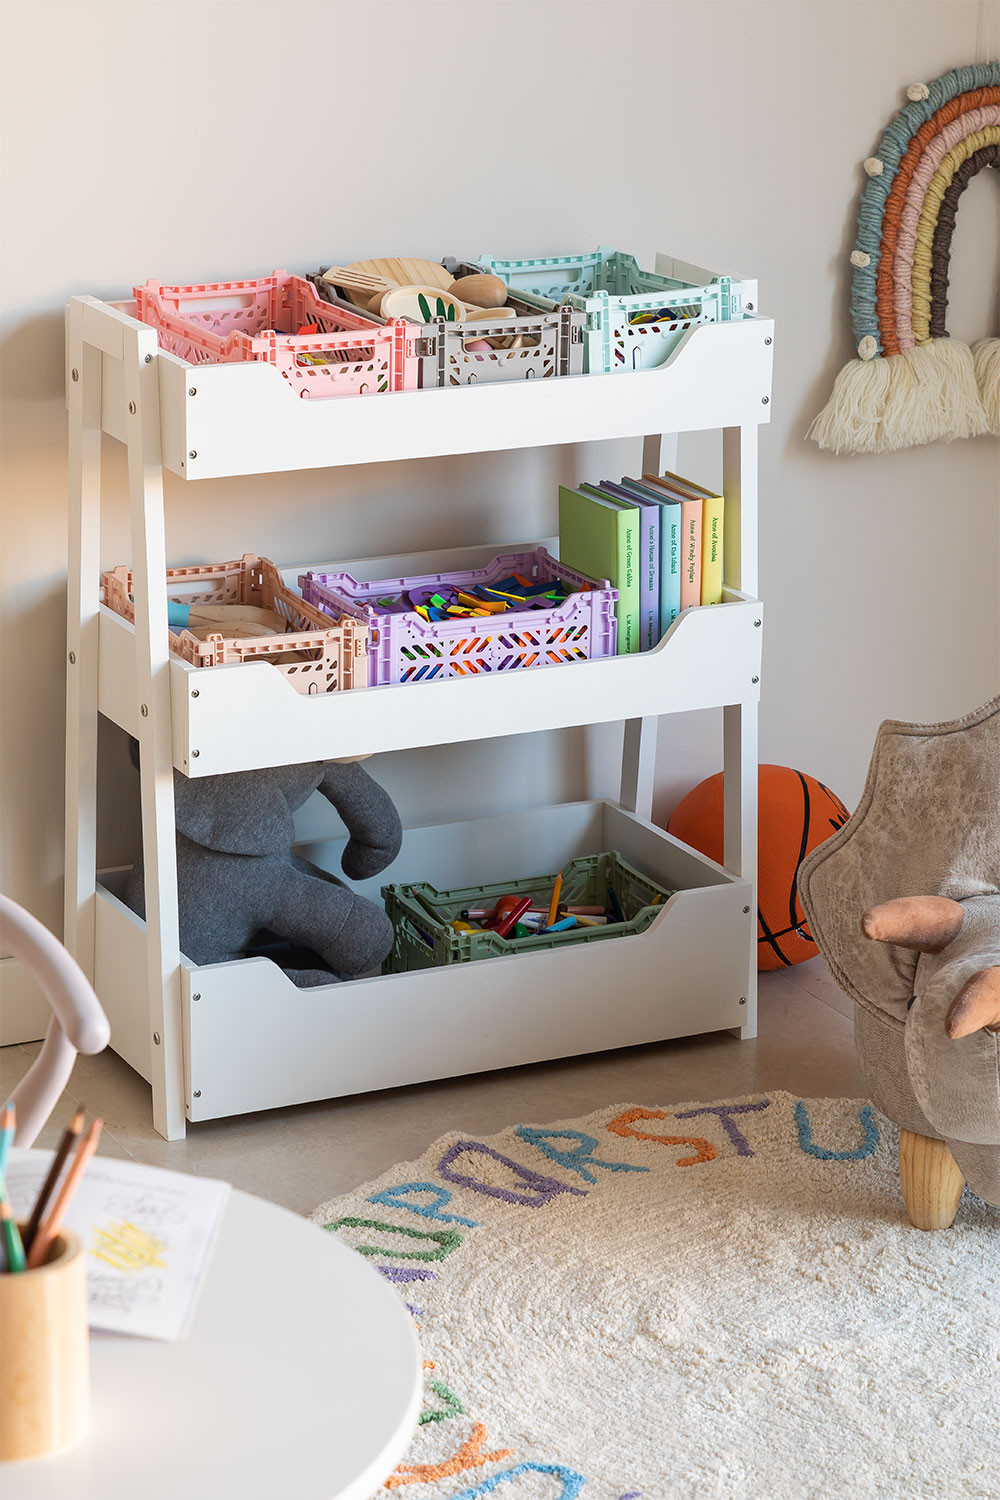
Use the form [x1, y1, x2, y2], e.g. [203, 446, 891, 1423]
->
[95, 883, 154, 1083]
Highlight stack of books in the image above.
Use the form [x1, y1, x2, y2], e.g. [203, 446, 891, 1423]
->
[558, 470, 724, 654]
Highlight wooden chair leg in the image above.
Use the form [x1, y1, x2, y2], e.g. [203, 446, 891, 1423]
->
[899, 1128, 965, 1230]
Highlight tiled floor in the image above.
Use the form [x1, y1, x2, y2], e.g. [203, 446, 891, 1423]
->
[0, 958, 860, 1215]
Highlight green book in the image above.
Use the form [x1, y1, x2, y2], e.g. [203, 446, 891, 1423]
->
[558, 484, 640, 655]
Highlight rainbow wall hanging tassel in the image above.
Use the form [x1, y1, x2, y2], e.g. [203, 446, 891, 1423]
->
[810, 62, 1000, 455]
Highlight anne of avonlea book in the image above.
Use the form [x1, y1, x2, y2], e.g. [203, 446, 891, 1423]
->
[641, 473, 702, 611]
[656, 469, 725, 606]
[558, 484, 639, 655]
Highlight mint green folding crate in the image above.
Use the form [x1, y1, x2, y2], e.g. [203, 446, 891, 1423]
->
[477, 247, 751, 375]
[382, 850, 672, 973]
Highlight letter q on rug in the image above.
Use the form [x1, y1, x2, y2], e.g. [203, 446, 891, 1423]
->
[311, 1092, 998, 1499]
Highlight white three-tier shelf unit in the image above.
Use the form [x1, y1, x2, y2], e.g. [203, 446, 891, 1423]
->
[65, 260, 772, 1140]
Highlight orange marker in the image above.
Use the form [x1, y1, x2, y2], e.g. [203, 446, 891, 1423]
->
[546, 874, 563, 930]
[28, 1118, 103, 1268]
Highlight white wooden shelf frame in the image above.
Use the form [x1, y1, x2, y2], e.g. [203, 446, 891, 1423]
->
[65, 279, 772, 1141]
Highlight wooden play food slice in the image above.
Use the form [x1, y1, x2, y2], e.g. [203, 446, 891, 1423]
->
[380, 285, 465, 323]
[462, 306, 516, 323]
[341, 257, 452, 308]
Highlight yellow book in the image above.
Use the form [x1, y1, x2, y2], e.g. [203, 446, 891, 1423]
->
[657, 469, 724, 606]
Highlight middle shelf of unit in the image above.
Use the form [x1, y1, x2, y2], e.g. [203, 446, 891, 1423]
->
[98, 542, 763, 775]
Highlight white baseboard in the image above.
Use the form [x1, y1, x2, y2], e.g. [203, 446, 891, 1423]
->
[0, 958, 49, 1045]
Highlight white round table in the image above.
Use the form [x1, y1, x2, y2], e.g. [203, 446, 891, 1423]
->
[3, 1187, 422, 1499]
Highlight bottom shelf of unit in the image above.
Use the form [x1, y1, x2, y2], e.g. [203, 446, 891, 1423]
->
[95, 799, 752, 1123]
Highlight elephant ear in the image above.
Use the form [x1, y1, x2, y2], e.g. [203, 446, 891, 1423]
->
[904, 894, 1000, 1147]
[173, 768, 293, 855]
[799, 695, 1000, 1014]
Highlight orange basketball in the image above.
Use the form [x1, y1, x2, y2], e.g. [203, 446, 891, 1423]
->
[667, 764, 849, 970]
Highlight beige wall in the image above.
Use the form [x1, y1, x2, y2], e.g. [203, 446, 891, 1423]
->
[2, 0, 998, 1031]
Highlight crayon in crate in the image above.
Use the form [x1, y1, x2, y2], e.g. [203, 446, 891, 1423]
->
[382, 851, 672, 973]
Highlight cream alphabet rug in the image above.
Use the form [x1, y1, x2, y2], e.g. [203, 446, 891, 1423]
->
[310, 1091, 998, 1499]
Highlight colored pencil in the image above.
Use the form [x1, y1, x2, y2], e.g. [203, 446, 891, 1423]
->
[539, 915, 578, 934]
[27, 1118, 102, 1269]
[22, 1105, 85, 1252]
[493, 897, 532, 940]
[547, 875, 563, 930]
[0, 1199, 27, 1273]
[0, 1101, 14, 1175]
[606, 885, 626, 923]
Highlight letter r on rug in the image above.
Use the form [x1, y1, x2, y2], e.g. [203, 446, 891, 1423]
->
[516, 1126, 650, 1182]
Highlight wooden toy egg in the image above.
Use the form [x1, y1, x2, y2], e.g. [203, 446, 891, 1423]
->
[367, 291, 386, 314]
[447, 273, 508, 310]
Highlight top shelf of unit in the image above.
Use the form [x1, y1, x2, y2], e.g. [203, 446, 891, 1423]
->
[74, 295, 773, 482]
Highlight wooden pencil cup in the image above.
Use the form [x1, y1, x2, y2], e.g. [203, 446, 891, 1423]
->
[0, 1229, 89, 1461]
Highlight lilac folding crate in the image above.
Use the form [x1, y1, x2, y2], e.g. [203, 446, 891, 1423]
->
[300, 547, 617, 687]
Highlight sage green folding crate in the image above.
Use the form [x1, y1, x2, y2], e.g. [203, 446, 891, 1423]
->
[382, 849, 673, 973]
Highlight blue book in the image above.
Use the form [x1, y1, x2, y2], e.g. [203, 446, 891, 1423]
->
[618, 476, 682, 635]
[592, 482, 659, 651]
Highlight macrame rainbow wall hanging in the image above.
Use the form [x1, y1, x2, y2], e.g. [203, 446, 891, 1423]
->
[810, 61, 1000, 455]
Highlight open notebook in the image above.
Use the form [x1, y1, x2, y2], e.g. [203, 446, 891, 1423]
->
[6, 1149, 229, 1341]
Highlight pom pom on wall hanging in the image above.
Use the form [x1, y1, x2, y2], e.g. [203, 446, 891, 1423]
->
[809, 61, 1000, 455]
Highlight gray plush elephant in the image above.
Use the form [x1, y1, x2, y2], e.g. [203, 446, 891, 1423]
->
[125, 742, 402, 986]
[799, 697, 1000, 1228]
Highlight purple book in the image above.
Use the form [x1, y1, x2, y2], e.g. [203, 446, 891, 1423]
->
[598, 481, 660, 650]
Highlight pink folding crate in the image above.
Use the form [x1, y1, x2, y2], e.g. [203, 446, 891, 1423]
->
[300, 548, 617, 687]
[132, 271, 421, 399]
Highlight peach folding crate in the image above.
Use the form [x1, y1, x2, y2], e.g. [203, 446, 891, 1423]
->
[299, 547, 617, 687]
[102, 554, 368, 696]
[132, 271, 421, 399]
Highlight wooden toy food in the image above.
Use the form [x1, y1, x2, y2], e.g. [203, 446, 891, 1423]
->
[446, 273, 507, 309]
[462, 306, 516, 323]
[187, 619, 279, 642]
[178, 604, 286, 643]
